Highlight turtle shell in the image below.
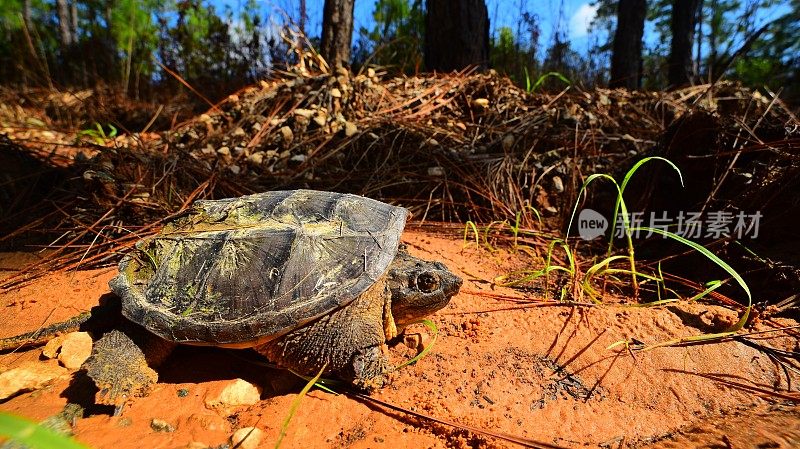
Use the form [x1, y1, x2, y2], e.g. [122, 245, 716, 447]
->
[110, 190, 408, 345]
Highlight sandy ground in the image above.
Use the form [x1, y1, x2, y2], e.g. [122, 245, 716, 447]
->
[1, 230, 798, 448]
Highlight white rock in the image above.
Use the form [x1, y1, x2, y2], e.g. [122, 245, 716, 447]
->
[230, 427, 264, 449]
[42, 335, 68, 359]
[293, 108, 314, 118]
[552, 175, 564, 193]
[205, 379, 262, 411]
[57, 332, 93, 370]
[0, 362, 68, 400]
[313, 113, 327, 127]
[344, 121, 358, 137]
[279, 125, 294, 143]
[248, 152, 264, 165]
[472, 98, 489, 108]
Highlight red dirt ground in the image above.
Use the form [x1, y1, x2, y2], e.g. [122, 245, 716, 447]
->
[1, 230, 798, 448]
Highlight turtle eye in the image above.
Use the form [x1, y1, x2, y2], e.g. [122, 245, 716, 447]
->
[416, 272, 440, 293]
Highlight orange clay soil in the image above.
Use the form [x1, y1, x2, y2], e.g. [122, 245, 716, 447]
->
[1, 230, 798, 449]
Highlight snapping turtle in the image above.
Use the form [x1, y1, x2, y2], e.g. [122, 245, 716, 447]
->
[71, 190, 460, 405]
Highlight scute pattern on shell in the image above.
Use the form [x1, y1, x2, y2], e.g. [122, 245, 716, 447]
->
[110, 190, 408, 345]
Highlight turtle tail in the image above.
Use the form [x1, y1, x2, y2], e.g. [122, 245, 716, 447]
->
[0, 294, 122, 353]
[0, 311, 92, 352]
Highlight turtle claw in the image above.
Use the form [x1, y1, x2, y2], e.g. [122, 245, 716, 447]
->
[351, 345, 390, 392]
[83, 330, 158, 407]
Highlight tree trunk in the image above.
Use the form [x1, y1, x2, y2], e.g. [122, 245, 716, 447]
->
[22, 0, 32, 31]
[424, 0, 490, 72]
[667, 0, 701, 87]
[299, 0, 307, 36]
[609, 0, 647, 89]
[320, 0, 355, 68]
[70, 1, 78, 41]
[55, 0, 74, 46]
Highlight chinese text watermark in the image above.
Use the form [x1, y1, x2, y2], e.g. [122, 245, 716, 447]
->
[577, 209, 762, 241]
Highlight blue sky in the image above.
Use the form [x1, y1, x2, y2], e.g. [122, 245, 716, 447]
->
[260, 0, 792, 56]
[294, 0, 602, 51]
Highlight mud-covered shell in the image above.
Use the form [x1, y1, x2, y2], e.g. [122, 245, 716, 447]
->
[109, 190, 408, 345]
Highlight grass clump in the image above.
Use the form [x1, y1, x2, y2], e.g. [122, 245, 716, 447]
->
[470, 157, 753, 342]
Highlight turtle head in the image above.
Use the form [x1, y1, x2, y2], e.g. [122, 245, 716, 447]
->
[386, 248, 462, 329]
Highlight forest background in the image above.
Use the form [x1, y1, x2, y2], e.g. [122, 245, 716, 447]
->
[2, 0, 797, 108]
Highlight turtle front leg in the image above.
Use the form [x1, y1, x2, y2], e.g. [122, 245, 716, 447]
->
[83, 325, 175, 413]
[256, 278, 394, 392]
[351, 344, 391, 391]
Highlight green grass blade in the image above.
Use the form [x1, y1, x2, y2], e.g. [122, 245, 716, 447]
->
[463, 221, 480, 249]
[635, 227, 752, 331]
[274, 364, 327, 449]
[610, 157, 684, 255]
[393, 319, 438, 371]
[0, 412, 89, 449]
[531, 71, 570, 91]
[688, 280, 724, 301]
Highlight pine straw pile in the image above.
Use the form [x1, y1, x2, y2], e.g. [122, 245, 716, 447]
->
[0, 68, 798, 290]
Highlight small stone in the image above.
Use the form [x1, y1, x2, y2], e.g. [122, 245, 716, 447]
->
[217, 147, 231, 157]
[427, 166, 444, 177]
[313, 113, 327, 127]
[151, 418, 175, 432]
[472, 98, 489, 108]
[330, 88, 342, 98]
[367, 68, 376, 78]
[205, 378, 262, 412]
[403, 333, 431, 354]
[344, 121, 357, 137]
[177, 388, 190, 397]
[228, 165, 241, 175]
[552, 175, 564, 193]
[293, 108, 314, 118]
[232, 127, 246, 137]
[42, 335, 68, 358]
[502, 134, 515, 151]
[57, 332, 93, 370]
[231, 427, 264, 449]
[290, 154, 307, 163]
[247, 152, 264, 165]
[0, 361, 69, 400]
[279, 126, 293, 143]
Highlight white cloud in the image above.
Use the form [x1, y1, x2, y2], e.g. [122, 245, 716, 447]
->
[569, 3, 599, 39]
